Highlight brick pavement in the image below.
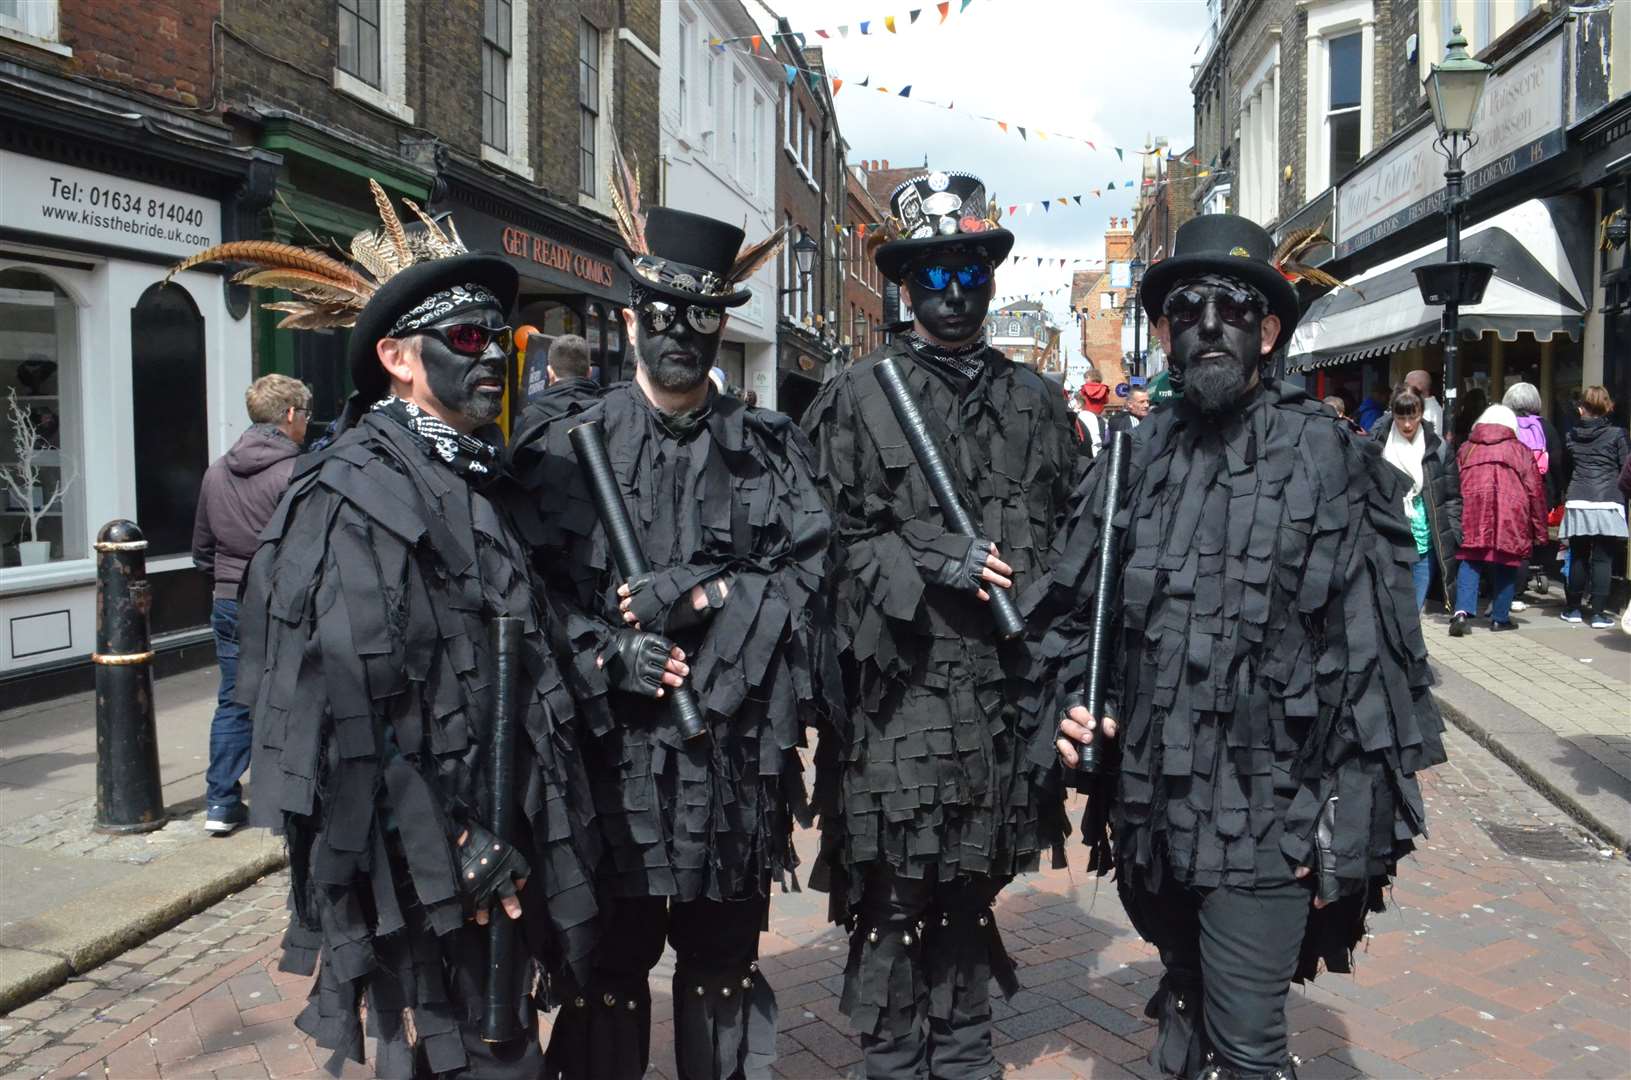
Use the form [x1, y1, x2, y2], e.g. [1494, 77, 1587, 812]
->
[2, 723, 1626, 1080]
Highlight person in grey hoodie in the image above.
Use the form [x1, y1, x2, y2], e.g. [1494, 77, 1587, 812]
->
[191, 374, 309, 834]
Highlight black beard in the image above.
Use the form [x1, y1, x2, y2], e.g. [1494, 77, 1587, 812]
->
[1183, 355, 1250, 415]
[635, 317, 720, 393]
[645, 352, 709, 392]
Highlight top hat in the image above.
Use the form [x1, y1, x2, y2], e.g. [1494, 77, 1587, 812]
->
[873, 170, 1014, 283]
[615, 207, 756, 309]
[346, 253, 519, 403]
[1138, 214, 1300, 350]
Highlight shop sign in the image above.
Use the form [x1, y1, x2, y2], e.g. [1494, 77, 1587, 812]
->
[0, 150, 220, 258]
[500, 226, 615, 289]
[1336, 33, 1564, 259]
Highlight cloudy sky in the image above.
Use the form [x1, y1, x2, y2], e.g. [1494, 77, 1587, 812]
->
[745, 0, 1209, 360]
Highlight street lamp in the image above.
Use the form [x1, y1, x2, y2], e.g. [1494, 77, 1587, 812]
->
[780, 229, 818, 295]
[1415, 23, 1493, 417]
[1129, 258, 1146, 378]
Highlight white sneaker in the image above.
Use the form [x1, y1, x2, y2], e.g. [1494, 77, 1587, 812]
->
[1509, 600, 1528, 612]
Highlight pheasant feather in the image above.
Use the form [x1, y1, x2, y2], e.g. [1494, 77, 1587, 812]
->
[369, 179, 413, 269]
[609, 141, 646, 255]
[166, 241, 370, 292]
[727, 227, 788, 287]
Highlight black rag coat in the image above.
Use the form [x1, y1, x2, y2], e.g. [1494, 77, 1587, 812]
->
[235, 412, 598, 1077]
[800, 339, 1081, 916]
[507, 384, 844, 904]
[1027, 381, 1446, 979]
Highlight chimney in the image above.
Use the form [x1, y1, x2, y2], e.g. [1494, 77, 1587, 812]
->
[882, 159, 890, 170]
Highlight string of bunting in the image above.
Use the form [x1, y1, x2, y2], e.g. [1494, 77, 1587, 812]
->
[711, 34, 1222, 175]
[715, 0, 984, 46]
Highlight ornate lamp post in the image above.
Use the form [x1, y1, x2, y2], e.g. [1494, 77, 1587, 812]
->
[1416, 23, 1494, 417]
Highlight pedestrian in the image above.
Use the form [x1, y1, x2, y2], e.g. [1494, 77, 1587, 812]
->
[173, 184, 597, 1076]
[1323, 394, 1368, 436]
[1502, 381, 1563, 600]
[1450, 404, 1549, 636]
[1077, 380, 1111, 456]
[1038, 213, 1445, 1080]
[1355, 382, 1389, 433]
[1379, 384, 1462, 613]
[507, 203, 842, 1079]
[190, 373, 309, 836]
[802, 170, 1077, 1080]
[1403, 369, 1445, 435]
[1109, 385, 1150, 433]
[511, 332, 600, 438]
[1558, 385, 1630, 628]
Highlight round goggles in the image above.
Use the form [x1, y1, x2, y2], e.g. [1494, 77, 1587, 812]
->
[639, 300, 724, 337]
[1161, 287, 1265, 331]
[410, 323, 514, 356]
[909, 263, 992, 291]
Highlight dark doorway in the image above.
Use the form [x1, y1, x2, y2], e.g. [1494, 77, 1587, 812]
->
[130, 283, 209, 558]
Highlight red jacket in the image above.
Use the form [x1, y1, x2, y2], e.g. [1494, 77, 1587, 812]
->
[1456, 423, 1548, 565]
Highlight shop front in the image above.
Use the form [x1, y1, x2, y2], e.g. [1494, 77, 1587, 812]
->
[0, 74, 277, 696]
[775, 321, 837, 424]
[437, 158, 630, 424]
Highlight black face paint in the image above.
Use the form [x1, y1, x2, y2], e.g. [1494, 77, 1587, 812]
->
[1166, 277, 1264, 415]
[905, 250, 994, 346]
[635, 301, 724, 392]
[416, 306, 509, 425]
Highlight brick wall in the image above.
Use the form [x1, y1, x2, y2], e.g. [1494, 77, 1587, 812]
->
[0, 0, 214, 107]
[774, 35, 843, 337]
[1384, 0, 1423, 135]
[843, 167, 885, 353]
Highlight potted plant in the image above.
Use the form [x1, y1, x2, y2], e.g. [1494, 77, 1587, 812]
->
[2, 388, 78, 566]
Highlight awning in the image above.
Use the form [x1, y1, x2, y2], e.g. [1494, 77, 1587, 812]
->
[1287, 199, 1589, 372]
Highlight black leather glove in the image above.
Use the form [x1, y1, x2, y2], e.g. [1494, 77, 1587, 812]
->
[624, 570, 729, 633]
[1312, 794, 1342, 906]
[455, 819, 529, 914]
[919, 534, 991, 594]
[601, 629, 678, 698]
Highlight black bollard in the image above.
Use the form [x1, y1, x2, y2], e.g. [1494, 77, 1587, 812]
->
[93, 520, 166, 833]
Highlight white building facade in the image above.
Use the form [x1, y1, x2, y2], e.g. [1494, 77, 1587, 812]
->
[658, 0, 781, 407]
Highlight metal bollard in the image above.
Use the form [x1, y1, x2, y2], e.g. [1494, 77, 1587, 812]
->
[93, 520, 166, 833]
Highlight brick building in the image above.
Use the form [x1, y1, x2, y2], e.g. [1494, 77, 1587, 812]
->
[1069, 219, 1136, 400]
[1130, 140, 1199, 376]
[986, 302, 1059, 373]
[841, 165, 888, 363]
[0, 0, 659, 692]
[771, 18, 846, 421]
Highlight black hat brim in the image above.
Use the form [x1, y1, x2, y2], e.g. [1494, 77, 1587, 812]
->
[613, 249, 752, 308]
[346, 253, 520, 402]
[1139, 254, 1300, 350]
[875, 228, 1015, 283]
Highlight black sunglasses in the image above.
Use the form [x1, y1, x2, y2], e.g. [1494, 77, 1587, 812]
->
[408, 323, 514, 356]
[638, 300, 724, 336]
[910, 263, 993, 291]
[1162, 287, 1265, 331]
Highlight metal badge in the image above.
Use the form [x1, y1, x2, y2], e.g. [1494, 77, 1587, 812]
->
[927, 171, 950, 191]
[922, 191, 963, 217]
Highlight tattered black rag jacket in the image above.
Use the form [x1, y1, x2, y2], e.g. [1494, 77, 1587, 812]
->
[800, 339, 1081, 915]
[236, 412, 598, 1076]
[507, 384, 844, 903]
[1028, 381, 1447, 978]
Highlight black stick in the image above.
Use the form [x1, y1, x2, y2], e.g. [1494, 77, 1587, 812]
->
[480, 615, 524, 1044]
[873, 355, 1025, 640]
[1076, 429, 1130, 774]
[568, 420, 707, 741]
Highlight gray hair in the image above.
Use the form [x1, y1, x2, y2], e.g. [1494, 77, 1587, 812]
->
[1501, 381, 1542, 416]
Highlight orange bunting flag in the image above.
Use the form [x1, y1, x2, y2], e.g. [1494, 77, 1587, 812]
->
[857, 223, 867, 238]
[938, 1, 950, 20]
[997, 121, 1008, 132]
[832, 78, 843, 94]
[750, 35, 761, 52]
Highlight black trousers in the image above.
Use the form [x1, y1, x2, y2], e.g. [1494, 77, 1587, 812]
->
[1137, 877, 1310, 1078]
[1565, 533, 1617, 613]
[853, 865, 1008, 1080]
[546, 892, 772, 1080]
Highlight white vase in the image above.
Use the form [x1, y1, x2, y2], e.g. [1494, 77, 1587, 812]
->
[18, 540, 52, 566]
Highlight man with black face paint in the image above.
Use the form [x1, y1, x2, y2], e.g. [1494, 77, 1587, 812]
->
[801, 172, 1078, 1080]
[175, 185, 600, 1078]
[1030, 215, 1446, 1079]
[508, 205, 842, 1080]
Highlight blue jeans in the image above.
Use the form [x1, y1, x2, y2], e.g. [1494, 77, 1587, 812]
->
[1411, 554, 1432, 612]
[1455, 560, 1518, 624]
[206, 597, 252, 809]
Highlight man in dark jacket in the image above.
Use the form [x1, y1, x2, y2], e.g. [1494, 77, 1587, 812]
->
[191, 374, 309, 835]
[515, 333, 601, 434]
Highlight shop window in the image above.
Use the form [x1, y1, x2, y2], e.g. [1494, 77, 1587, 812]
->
[1, 268, 85, 568]
[130, 283, 208, 559]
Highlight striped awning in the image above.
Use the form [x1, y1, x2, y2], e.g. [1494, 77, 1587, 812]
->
[1287, 199, 1589, 373]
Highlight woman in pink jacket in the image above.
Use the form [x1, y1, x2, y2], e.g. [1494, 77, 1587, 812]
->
[1450, 404, 1549, 636]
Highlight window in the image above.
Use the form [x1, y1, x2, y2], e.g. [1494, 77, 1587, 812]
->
[677, 13, 692, 129]
[732, 72, 745, 180]
[1, 268, 84, 567]
[751, 94, 765, 193]
[1474, 0, 1495, 52]
[782, 212, 795, 319]
[705, 45, 719, 155]
[0, 0, 63, 49]
[579, 20, 601, 197]
[1009, 319, 1022, 335]
[482, 0, 511, 154]
[130, 283, 208, 559]
[1327, 33, 1362, 182]
[337, 0, 381, 88]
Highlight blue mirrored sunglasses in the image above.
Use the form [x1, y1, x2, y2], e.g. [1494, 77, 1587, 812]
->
[910, 263, 992, 291]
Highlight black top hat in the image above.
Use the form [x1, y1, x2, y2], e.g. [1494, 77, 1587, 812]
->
[345, 253, 519, 403]
[873, 170, 1014, 283]
[615, 207, 755, 309]
[1138, 214, 1300, 349]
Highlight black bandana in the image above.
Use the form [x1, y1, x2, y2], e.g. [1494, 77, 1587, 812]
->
[389, 283, 502, 338]
[371, 396, 499, 480]
[904, 331, 986, 381]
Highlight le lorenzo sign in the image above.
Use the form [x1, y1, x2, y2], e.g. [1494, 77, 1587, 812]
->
[501, 226, 614, 289]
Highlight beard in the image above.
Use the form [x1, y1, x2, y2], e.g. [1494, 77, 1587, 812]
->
[643, 348, 710, 392]
[1182, 354, 1251, 415]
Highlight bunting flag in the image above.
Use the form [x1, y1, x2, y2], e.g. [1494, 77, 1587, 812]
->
[1017, 127, 1027, 140]
[910, 9, 922, 23]
[860, 20, 870, 34]
[784, 64, 797, 86]
[832, 77, 843, 94]
[750, 35, 761, 53]
[938, 2, 950, 21]
[899, 85, 912, 97]
[885, 15, 896, 32]
[713, 1, 982, 48]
